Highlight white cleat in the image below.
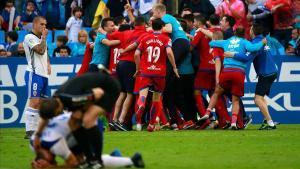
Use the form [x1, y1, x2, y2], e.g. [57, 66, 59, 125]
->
[136, 124, 142, 131]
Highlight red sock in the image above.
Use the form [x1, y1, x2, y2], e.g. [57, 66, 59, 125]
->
[231, 113, 238, 124]
[149, 100, 159, 125]
[194, 94, 206, 116]
[237, 108, 244, 129]
[215, 96, 230, 127]
[136, 96, 146, 124]
[175, 109, 185, 125]
[157, 98, 168, 125]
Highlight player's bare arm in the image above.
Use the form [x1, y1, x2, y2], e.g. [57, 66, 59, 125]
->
[162, 23, 172, 33]
[102, 39, 120, 47]
[133, 49, 141, 77]
[166, 47, 180, 78]
[120, 42, 138, 54]
[32, 28, 48, 55]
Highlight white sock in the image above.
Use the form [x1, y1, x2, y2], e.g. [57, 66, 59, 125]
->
[267, 120, 275, 127]
[102, 154, 133, 168]
[25, 107, 40, 132]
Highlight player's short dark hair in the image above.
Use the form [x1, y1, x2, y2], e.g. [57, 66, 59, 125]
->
[234, 26, 245, 38]
[151, 18, 165, 31]
[33, 16, 46, 24]
[56, 35, 68, 45]
[114, 16, 126, 26]
[5, 0, 14, 5]
[118, 24, 131, 32]
[223, 15, 235, 28]
[101, 17, 114, 29]
[73, 7, 82, 15]
[26, 0, 35, 5]
[182, 8, 192, 13]
[209, 14, 220, 26]
[89, 29, 97, 41]
[134, 16, 145, 26]
[194, 15, 206, 25]
[7, 31, 18, 42]
[252, 24, 264, 36]
[59, 46, 70, 54]
[178, 19, 188, 32]
[183, 14, 194, 23]
[39, 98, 60, 119]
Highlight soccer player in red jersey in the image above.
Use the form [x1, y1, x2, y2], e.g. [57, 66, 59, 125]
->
[112, 16, 149, 131]
[265, 0, 293, 46]
[190, 15, 229, 129]
[211, 31, 231, 128]
[134, 18, 179, 132]
[107, 24, 132, 77]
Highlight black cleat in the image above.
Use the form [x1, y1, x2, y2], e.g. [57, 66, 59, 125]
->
[259, 124, 276, 130]
[109, 122, 119, 131]
[113, 121, 128, 131]
[222, 122, 231, 130]
[131, 153, 145, 168]
[243, 114, 253, 129]
[229, 125, 238, 130]
[24, 131, 34, 139]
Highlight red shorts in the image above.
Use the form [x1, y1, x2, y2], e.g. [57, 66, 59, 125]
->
[219, 69, 245, 97]
[194, 71, 216, 90]
[134, 76, 165, 93]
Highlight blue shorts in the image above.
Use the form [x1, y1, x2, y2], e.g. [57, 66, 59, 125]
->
[25, 71, 49, 98]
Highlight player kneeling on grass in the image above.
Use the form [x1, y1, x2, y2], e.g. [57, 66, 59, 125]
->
[133, 18, 179, 132]
[32, 71, 136, 168]
[30, 113, 145, 169]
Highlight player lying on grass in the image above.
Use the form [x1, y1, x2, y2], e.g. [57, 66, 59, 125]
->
[32, 71, 128, 168]
[30, 113, 145, 168]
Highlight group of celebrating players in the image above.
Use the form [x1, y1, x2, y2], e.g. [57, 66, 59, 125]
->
[22, 3, 280, 169]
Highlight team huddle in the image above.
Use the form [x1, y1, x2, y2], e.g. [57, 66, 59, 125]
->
[23, 3, 280, 169]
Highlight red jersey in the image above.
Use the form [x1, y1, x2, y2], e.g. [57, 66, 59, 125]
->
[119, 26, 148, 62]
[107, 31, 123, 73]
[137, 33, 172, 77]
[77, 43, 93, 76]
[191, 27, 221, 71]
[265, 0, 293, 29]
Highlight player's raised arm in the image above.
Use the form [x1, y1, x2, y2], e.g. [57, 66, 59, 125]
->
[29, 17, 48, 55]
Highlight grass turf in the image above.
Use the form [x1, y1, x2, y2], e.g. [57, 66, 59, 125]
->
[0, 125, 300, 169]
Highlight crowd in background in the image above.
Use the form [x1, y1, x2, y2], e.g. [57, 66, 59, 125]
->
[0, 0, 299, 58]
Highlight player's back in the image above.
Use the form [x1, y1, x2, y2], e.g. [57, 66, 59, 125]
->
[119, 26, 148, 62]
[138, 33, 171, 77]
[42, 113, 72, 141]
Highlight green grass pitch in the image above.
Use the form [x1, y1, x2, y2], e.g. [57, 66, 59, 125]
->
[1, 125, 300, 169]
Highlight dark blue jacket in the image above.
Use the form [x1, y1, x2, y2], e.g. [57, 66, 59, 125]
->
[233, 35, 278, 76]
